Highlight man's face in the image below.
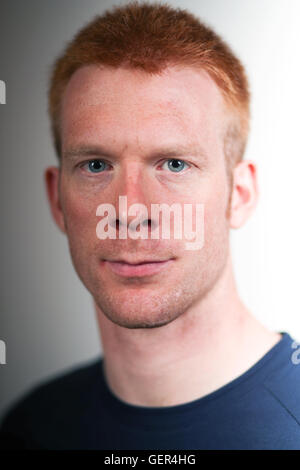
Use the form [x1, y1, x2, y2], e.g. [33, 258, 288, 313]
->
[58, 64, 231, 328]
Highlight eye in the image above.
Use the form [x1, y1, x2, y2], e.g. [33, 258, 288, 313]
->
[162, 159, 190, 173]
[83, 159, 108, 173]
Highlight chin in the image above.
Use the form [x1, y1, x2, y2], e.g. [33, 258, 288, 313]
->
[94, 291, 184, 329]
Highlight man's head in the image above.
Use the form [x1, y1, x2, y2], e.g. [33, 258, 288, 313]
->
[45, 1, 258, 329]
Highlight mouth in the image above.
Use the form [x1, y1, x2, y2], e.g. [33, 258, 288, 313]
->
[102, 258, 175, 277]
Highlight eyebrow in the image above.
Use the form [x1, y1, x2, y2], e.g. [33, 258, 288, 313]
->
[63, 144, 208, 161]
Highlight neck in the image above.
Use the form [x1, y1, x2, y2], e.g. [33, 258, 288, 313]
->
[95, 252, 281, 407]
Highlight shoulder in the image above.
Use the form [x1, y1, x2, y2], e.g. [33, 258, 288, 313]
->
[0, 356, 103, 449]
[261, 336, 300, 427]
[3, 355, 103, 413]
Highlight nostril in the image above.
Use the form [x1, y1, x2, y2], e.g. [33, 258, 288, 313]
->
[141, 219, 151, 227]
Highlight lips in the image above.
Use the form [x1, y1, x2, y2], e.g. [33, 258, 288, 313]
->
[102, 259, 174, 277]
[105, 258, 169, 265]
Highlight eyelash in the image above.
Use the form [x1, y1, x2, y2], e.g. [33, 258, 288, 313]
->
[79, 158, 191, 174]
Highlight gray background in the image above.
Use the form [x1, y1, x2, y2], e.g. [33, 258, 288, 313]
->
[1, 0, 300, 421]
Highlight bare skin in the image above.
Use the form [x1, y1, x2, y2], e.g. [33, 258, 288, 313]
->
[45, 64, 281, 407]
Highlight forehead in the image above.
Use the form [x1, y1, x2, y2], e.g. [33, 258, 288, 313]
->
[61, 64, 227, 155]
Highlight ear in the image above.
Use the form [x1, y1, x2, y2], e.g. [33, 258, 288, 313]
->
[44, 166, 66, 234]
[229, 160, 259, 229]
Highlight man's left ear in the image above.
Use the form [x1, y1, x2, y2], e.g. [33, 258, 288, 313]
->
[229, 160, 259, 229]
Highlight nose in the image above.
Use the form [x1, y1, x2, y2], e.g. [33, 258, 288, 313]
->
[109, 162, 158, 234]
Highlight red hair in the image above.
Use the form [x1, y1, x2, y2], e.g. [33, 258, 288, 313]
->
[48, 1, 250, 172]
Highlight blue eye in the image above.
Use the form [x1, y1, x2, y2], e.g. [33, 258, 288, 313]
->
[87, 160, 107, 173]
[163, 159, 189, 173]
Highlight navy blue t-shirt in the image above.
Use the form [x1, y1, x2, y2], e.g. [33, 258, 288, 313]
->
[1, 331, 300, 450]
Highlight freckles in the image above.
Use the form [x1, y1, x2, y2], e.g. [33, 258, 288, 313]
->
[156, 173, 197, 195]
[200, 200, 224, 248]
[65, 175, 114, 217]
[75, 173, 113, 195]
[63, 195, 95, 238]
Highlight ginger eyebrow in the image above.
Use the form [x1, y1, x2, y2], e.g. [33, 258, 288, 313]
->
[63, 145, 114, 160]
[63, 143, 208, 161]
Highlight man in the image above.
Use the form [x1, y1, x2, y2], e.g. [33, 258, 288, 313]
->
[1, 1, 300, 450]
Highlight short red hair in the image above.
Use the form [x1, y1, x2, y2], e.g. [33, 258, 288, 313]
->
[48, 1, 250, 173]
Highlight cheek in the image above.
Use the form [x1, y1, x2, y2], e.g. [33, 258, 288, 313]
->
[61, 187, 100, 250]
[193, 172, 230, 255]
